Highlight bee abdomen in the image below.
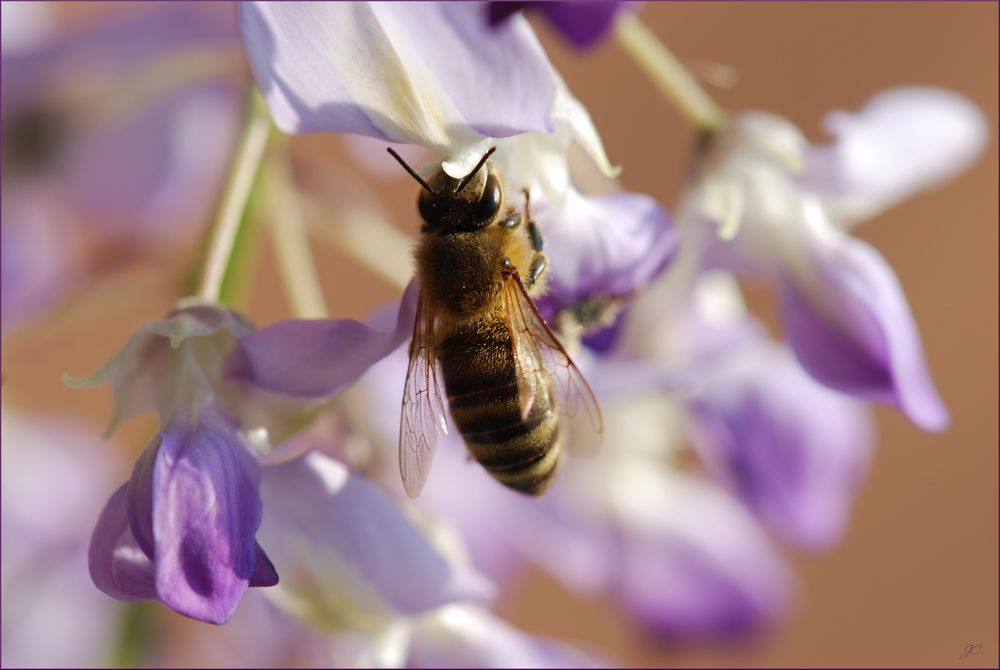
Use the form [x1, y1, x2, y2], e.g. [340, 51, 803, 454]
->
[458, 403, 556, 463]
[480, 441, 559, 496]
[441, 326, 561, 496]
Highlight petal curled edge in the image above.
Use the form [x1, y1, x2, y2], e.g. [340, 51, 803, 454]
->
[229, 280, 419, 398]
[258, 452, 494, 630]
[89, 484, 157, 602]
[802, 86, 988, 223]
[537, 188, 675, 311]
[151, 415, 264, 624]
[779, 236, 949, 432]
[240, 2, 554, 153]
[688, 347, 874, 550]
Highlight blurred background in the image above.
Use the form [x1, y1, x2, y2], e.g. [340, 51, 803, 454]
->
[2, 2, 996, 668]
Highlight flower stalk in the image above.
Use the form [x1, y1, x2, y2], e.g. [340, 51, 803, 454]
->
[196, 87, 272, 304]
[262, 139, 330, 319]
[614, 12, 725, 133]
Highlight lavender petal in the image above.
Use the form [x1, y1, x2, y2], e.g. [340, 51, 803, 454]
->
[537, 189, 675, 313]
[150, 414, 264, 624]
[229, 280, 418, 398]
[802, 86, 988, 222]
[613, 468, 792, 638]
[779, 237, 949, 431]
[688, 347, 875, 549]
[240, 2, 553, 150]
[258, 451, 494, 627]
[89, 484, 157, 601]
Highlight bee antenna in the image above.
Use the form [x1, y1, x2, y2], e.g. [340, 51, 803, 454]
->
[386, 147, 438, 195]
[456, 146, 497, 192]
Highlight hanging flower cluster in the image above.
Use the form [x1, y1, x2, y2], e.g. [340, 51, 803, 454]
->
[4, 1, 986, 666]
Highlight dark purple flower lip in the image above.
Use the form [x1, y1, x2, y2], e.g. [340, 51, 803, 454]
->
[487, 2, 623, 49]
[90, 411, 277, 624]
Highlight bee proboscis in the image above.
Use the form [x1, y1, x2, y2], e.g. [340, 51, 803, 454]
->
[389, 146, 602, 498]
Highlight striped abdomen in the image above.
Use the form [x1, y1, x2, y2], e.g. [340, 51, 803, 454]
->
[439, 319, 560, 495]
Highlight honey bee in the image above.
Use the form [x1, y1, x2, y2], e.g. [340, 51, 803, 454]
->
[387, 146, 603, 498]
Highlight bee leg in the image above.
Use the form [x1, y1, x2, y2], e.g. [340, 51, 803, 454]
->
[528, 253, 548, 288]
[521, 189, 548, 288]
[522, 188, 545, 254]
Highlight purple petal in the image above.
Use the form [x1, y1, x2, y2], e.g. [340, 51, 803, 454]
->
[779, 237, 949, 431]
[539, 2, 621, 49]
[125, 434, 159, 559]
[488, 2, 622, 49]
[150, 414, 264, 624]
[687, 347, 874, 549]
[89, 484, 157, 601]
[537, 189, 675, 312]
[802, 87, 988, 221]
[249, 542, 279, 588]
[240, 2, 554, 148]
[613, 469, 792, 638]
[229, 280, 418, 398]
[258, 451, 493, 624]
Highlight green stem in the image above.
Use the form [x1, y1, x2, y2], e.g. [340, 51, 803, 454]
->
[262, 140, 330, 319]
[195, 87, 272, 304]
[107, 602, 155, 668]
[614, 12, 726, 134]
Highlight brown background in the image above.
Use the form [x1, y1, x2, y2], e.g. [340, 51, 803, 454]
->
[2, 2, 997, 668]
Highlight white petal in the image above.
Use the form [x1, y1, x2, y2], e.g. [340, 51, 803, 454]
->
[802, 86, 988, 223]
[241, 2, 554, 159]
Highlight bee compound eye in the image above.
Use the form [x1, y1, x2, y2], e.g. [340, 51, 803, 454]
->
[476, 173, 502, 222]
[418, 190, 436, 222]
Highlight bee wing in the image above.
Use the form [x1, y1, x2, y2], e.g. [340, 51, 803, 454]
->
[398, 291, 448, 499]
[503, 269, 604, 440]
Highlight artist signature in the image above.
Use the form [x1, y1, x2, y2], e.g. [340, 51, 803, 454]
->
[959, 643, 983, 660]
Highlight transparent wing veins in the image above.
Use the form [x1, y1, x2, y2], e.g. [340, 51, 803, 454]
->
[398, 292, 447, 499]
[504, 270, 603, 436]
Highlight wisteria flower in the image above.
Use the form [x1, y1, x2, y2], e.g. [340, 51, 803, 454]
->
[1, 3, 242, 327]
[89, 408, 278, 624]
[77, 300, 498, 631]
[618, 272, 875, 550]
[70, 303, 274, 623]
[677, 87, 987, 431]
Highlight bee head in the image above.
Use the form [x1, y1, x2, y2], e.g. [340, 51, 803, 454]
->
[388, 147, 502, 233]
